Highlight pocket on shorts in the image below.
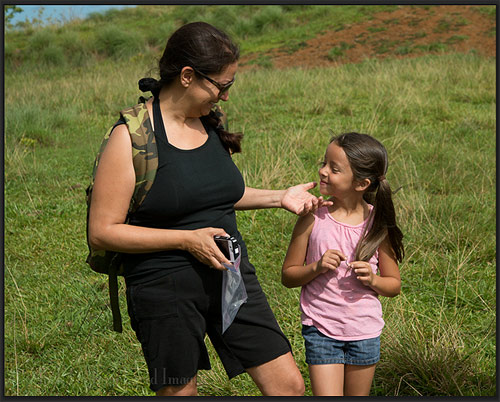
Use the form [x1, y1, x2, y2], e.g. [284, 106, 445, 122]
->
[239, 257, 257, 282]
[130, 274, 178, 320]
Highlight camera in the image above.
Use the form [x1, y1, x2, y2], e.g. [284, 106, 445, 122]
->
[214, 235, 240, 263]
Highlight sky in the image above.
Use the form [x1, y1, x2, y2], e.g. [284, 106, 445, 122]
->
[9, 5, 136, 25]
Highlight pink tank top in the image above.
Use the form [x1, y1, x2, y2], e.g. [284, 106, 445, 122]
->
[300, 206, 384, 341]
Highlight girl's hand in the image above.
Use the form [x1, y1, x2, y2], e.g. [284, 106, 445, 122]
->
[315, 249, 347, 274]
[281, 182, 333, 216]
[349, 261, 375, 286]
[184, 228, 231, 270]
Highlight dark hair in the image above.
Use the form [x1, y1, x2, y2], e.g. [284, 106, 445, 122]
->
[139, 21, 243, 154]
[330, 132, 404, 263]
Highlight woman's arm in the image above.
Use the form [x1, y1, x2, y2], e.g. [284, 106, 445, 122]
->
[234, 187, 285, 210]
[281, 214, 347, 288]
[88, 124, 230, 270]
[349, 237, 401, 297]
[234, 183, 332, 215]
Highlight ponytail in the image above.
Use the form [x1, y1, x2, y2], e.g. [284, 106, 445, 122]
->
[355, 177, 404, 263]
[138, 77, 161, 97]
[203, 109, 243, 154]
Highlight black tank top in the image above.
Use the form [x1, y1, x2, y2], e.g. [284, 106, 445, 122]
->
[121, 98, 246, 284]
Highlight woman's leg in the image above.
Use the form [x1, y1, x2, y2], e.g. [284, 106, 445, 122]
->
[155, 375, 198, 396]
[343, 364, 376, 396]
[308, 363, 344, 396]
[245, 352, 305, 396]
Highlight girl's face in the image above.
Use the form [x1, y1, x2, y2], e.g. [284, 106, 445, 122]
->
[318, 142, 356, 197]
[193, 62, 238, 116]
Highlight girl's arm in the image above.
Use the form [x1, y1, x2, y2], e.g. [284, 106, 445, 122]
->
[350, 237, 401, 297]
[281, 214, 346, 288]
[234, 183, 332, 216]
[88, 124, 230, 270]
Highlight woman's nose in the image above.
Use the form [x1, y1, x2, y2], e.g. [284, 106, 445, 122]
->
[219, 91, 230, 102]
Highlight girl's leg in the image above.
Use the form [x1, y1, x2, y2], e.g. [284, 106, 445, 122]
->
[246, 352, 305, 396]
[155, 375, 198, 396]
[344, 364, 377, 396]
[308, 364, 344, 396]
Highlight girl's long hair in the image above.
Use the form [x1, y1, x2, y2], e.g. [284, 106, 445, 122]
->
[331, 132, 404, 263]
[138, 21, 243, 154]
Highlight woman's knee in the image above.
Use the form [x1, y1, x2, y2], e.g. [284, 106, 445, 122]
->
[272, 369, 305, 396]
[247, 352, 305, 396]
[155, 377, 198, 396]
[155, 385, 197, 396]
[287, 370, 306, 395]
[292, 368, 306, 395]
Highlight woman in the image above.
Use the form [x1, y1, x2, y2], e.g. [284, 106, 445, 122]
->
[88, 21, 328, 396]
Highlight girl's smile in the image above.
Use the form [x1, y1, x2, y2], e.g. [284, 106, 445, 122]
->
[318, 143, 355, 197]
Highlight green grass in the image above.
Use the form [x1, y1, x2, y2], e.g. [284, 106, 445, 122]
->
[327, 41, 356, 60]
[4, 5, 496, 397]
[445, 34, 469, 44]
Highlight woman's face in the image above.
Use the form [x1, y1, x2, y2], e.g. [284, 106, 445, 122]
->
[193, 62, 238, 116]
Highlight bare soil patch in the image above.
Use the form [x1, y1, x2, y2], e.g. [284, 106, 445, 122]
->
[240, 5, 495, 71]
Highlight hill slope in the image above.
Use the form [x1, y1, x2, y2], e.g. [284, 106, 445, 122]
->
[240, 5, 495, 70]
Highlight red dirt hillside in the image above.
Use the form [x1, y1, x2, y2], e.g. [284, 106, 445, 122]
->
[240, 5, 495, 70]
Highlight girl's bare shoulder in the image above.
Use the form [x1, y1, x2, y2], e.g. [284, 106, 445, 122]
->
[293, 210, 317, 236]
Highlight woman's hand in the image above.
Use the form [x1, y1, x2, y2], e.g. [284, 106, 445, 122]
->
[183, 228, 231, 270]
[349, 261, 376, 286]
[315, 249, 347, 274]
[281, 182, 333, 216]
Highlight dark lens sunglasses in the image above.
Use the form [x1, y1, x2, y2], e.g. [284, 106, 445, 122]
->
[193, 68, 235, 97]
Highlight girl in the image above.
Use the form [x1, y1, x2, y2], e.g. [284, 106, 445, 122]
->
[281, 132, 404, 396]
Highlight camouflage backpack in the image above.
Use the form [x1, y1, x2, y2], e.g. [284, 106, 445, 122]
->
[86, 96, 228, 332]
[85, 97, 158, 332]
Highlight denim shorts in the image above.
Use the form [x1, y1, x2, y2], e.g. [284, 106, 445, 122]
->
[302, 325, 380, 365]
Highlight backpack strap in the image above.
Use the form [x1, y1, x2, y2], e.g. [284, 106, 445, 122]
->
[120, 100, 158, 215]
[108, 264, 122, 332]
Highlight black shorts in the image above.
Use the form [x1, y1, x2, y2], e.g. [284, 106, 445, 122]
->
[125, 256, 292, 392]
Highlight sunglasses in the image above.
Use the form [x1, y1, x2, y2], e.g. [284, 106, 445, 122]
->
[193, 68, 235, 97]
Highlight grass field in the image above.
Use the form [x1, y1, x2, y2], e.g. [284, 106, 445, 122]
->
[4, 5, 496, 397]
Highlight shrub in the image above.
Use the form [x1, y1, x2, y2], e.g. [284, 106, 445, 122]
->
[28, 29, 58, 52]
[144, 21, 175, 48]
[58, 30, 90, 66]
[93, 25, 144, 60]
[41, 44, 66, 67]
[251, 6, 286, 34]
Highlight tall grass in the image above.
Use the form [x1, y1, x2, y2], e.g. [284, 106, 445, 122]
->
[4, 6, 496, 396]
